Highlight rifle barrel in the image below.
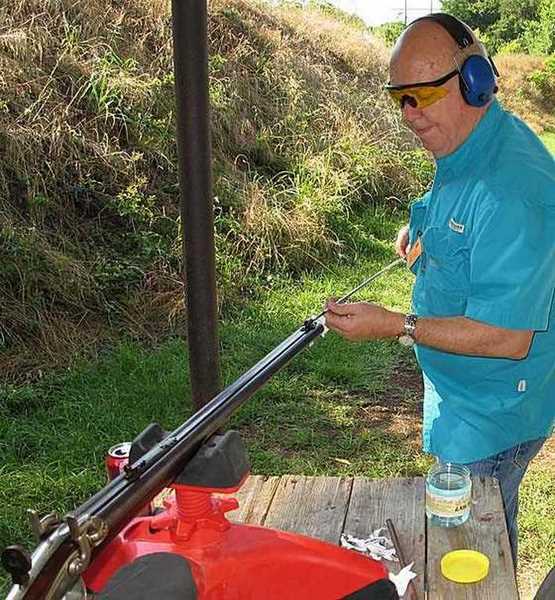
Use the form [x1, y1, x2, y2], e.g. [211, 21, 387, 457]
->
[7, 319, 325, 599]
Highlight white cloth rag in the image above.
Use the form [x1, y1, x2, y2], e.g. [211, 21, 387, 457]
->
[340, 529, 397, 561]
[340, 530, 418, 598]
[389, 562, 418, 597]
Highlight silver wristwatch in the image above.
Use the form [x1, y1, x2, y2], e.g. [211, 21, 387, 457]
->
[398, 313, 418, 347]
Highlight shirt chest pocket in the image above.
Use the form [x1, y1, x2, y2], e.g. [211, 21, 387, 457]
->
[419, 226, 471, 315]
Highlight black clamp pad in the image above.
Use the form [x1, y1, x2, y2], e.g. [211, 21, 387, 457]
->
[175, 430, 250, 488]
[129, 422, 168, 465]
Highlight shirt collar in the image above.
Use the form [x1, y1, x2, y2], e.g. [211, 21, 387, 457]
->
[435, 99, 503, 179]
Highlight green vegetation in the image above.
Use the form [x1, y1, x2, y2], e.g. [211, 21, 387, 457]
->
[541, 131, 555, 152]
[442, 0, 555, 54]
[528, 54, 555, 114]
[372, 21, 405, 46]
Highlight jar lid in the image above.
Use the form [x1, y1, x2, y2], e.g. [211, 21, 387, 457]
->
[440, 549, 489, 583]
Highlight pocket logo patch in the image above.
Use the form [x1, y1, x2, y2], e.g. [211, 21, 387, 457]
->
[448, 218, 465, 234]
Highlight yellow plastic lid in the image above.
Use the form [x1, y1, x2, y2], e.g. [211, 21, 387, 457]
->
[440, 550, 490, 583]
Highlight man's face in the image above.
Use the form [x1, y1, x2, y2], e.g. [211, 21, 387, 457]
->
[389, 24, 482, 158]
[390, 60, 469, 158]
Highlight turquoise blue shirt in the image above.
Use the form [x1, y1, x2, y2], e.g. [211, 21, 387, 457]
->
[408, 100, 555, 463]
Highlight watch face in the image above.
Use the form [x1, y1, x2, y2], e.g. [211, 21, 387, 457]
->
[398, 334, 415, 348]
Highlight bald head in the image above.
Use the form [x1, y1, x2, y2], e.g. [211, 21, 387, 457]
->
[390, 20, 463, 86]
[387, 17, 491, 157]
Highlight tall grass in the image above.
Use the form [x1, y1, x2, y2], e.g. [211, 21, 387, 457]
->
[0, 0, 432, 380]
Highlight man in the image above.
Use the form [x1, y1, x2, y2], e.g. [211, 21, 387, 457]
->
[325, 13, 555, 567]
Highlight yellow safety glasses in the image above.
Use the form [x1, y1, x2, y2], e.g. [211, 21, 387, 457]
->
[385, 69, 459, 109]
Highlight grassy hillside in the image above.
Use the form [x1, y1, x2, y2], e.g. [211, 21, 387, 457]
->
[0, 0, 433, 381]
[2, 1, 553, 381]
[496, 53, 555, 133]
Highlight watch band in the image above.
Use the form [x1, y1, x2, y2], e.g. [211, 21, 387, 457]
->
[398, 313, 418, 347]
[404, 313, 418, 338]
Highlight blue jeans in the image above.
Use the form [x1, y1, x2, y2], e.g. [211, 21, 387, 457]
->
[464, 437, 547, 569]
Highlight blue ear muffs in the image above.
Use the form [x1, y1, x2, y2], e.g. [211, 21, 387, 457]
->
[459, 54, 497, 107]
[411, 13, 499, 107]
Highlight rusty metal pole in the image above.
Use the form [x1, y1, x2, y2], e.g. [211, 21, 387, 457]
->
[171, 0, 221, 409]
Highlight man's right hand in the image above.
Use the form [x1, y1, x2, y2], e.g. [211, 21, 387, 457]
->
[395, 225, 410, 258]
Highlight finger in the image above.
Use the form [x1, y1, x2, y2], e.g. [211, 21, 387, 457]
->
[324, 297, 338, 310]
[326, 301, 359, 316]
[325, 311, 351, 333]
[395, 225, 409, 258]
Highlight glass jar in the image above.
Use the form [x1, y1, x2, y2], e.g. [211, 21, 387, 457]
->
[425, 462, 472, 527]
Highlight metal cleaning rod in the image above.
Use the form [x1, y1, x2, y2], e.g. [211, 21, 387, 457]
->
[312, 257, 405, 322]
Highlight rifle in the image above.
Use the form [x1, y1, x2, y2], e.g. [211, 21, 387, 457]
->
[2, 258, 403, 600]
[2, 317, 326, 599]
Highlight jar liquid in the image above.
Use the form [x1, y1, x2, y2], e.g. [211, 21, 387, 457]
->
[426, 463, 471, 527]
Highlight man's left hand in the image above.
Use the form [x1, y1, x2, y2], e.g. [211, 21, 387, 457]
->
[324, 300, 404, 341]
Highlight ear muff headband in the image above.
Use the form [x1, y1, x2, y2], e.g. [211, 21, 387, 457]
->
[416, 12, 475, 50]
[410, 13, 498, 107]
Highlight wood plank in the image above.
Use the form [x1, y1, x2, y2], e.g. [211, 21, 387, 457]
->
[343, 477, 426, 598]
[226, 475, 281, 525]
[427, 476, 518, 600]
[263, 475, 353, 543]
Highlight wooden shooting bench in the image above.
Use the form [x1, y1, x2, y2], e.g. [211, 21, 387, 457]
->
[229, 475, 518, 600]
